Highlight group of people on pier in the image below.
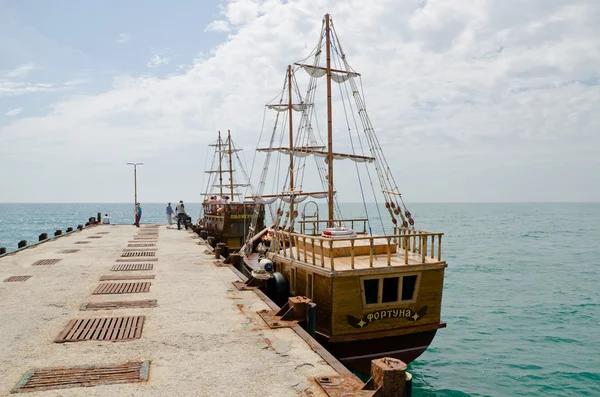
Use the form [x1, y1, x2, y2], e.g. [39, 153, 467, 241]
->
[165, 201, 189, 230]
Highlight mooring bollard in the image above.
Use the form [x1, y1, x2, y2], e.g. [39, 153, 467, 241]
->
[85, 222, 90, 227]
[18, 240, 27, 249]
[66, 227, 73, 233]
[215, 246, 222, 259]
[54, 230, 62, 236]
[0, 247, 6, 255]
[97, 212, 101, 223]
[199, 230, 208, 240]
[306, 302, 317, 337]
[77, 224, 83, 230]
[370, 357, 407, 397]
[39, 233, 48, 241]
[218, 243, 229, 258]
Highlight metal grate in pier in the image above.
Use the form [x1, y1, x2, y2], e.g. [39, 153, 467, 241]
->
[111, 263, 154, 271]
[31, 259, 62, 266]
[121, 251, 155, 257]
[11, 361, 150, 393]
[92, 282, 151, 294]
[81, 300, 157, 311]
[4, 276, 32, 282]
[99, 274, 155, 281]
[58, 249, 80, 254]
[54, 316, 145, 342]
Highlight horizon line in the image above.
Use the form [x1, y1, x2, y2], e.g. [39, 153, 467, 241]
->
[1, 201, 599, 205]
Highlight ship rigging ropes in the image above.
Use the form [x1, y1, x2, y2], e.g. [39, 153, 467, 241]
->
[202, 134, 256, 208]
[244, 15, 415, 248]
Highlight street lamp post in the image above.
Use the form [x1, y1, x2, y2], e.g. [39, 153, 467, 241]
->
[127, 162, 143, 223]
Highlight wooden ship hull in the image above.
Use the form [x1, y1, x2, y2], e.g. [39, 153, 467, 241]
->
[240, 228, 446, 373]
[198, 130, 264, 251]
[203, 204, 265, 250]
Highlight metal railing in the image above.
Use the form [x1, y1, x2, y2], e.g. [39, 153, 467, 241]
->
[271, 228, 443, 270]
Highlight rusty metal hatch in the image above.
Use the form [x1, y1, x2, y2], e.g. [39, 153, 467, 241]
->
[11, 360, 150, 393]
[121, 251, 155, 257]
[31, 259, 62, 266]
[81, 300, 157, 311]
[116, 257, 158, 262]
[100, 274, 155, 281]
[110, 263, 153, 271]
[127, 243, 156, 247]
[93, 282, 151, 294]
[4, 276, 32, 282]
[55, 316, 145, 342]
[58, 249, 79, 254]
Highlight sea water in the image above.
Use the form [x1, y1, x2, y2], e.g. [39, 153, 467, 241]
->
[1, 202, 599, 396]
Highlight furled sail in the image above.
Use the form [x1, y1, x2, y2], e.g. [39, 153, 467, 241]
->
[267, 104, 310, 112]
[249, 191, 330, 204]
[256, 147, 374, 163]
[301, 65, 358, 83]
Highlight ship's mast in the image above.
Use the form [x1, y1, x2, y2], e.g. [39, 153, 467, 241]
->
[287, 65, 295, 222]
[227, 130, 235, 201]
[218, 130, 223, 198]
[325, 14, 334, 227]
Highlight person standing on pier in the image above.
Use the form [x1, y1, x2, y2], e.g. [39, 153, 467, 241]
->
[166, 202, 174, 225]
[175, 200, 188, 230]
[135, 202, 142, 227]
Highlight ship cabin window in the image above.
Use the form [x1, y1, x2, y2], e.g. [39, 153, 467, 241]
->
[382, 277, 399, 303]
[363, 279, 379, 304]
[362, 274, 420, 307]
[402, 275, 418, 301]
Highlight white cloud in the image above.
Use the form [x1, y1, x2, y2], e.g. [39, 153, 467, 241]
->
[2, 63, 36, 78]
[1, 0, 600, 202]
[116, 32, 131, 44]
[4, 107, 23, 116]
[146, 53, 170, 68]
[205, 20, 231, 33]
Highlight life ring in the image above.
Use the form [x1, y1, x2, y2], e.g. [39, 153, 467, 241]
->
[322, 227, 357, 238]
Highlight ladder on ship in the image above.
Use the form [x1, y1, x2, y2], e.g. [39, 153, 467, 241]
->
[301, 201, 319, 235]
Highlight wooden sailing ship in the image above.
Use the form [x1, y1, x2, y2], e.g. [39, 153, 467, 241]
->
[239, 14, 447, 373]
[200, 130, 264, 250]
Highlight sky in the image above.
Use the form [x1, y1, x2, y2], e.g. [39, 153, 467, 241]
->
[0, 0, 599, 204]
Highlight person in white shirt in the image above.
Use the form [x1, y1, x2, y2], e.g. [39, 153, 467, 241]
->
[175, 200, 188, 230]
[101, 214, 110, 224]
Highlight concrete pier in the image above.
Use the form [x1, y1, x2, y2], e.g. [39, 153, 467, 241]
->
[0, 225, 344, 396]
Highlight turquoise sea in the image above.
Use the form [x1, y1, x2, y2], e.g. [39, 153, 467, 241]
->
[1, 202, 599, 396]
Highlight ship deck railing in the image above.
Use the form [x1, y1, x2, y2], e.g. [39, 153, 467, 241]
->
[203, 202, 257, 216]
[271, 228, 444, 271]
